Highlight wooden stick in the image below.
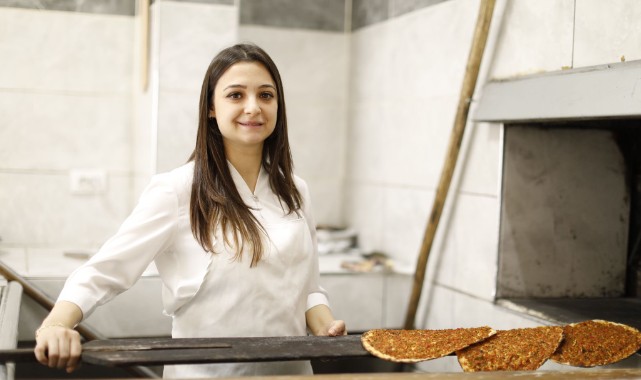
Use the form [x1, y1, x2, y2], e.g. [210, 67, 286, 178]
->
[403, 0, 497, 330]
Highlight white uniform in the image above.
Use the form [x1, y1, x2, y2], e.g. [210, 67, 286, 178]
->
[57, 161, 329, 378]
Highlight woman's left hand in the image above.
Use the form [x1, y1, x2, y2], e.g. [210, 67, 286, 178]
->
[305, 305, 347, 336]
[326, 320, 347, 336]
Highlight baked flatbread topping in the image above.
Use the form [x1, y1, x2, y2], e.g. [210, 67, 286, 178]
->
[550, 319, 641, 367]
[361, 327, 496, 363]
[456, 326, 563, 372]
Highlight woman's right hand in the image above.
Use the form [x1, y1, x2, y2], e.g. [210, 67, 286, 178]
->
[34, 324, 82, 373]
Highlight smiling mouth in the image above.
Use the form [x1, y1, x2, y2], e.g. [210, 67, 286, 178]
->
[238, 121, 264, 127]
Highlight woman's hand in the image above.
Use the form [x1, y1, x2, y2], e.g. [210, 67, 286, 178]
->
[326, 319, 347, 336]
[305, 304, 348, 336]
[34, 324, 82, 373]
[34, 301, 84, 373]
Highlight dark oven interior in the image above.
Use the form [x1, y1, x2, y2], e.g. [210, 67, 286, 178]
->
[496, 119, 641, 330]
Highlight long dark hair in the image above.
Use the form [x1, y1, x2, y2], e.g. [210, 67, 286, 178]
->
[189, 43, 302, 267]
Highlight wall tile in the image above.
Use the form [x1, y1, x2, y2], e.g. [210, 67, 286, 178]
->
[0, 172, 131, 248]
[390, 0, 449, 18]
[288, 102, 347, 179]
[381, 96, 458, 189]
[488, 0, 574, 79]
[319, 274, 385, 331]
[344, 182, 386, 253]
[0, 7, 134, 93]
[384, 273, 412, 328]
[380, 186, 432, 267]
[0, 92, 131, 172]
[386, 0, 477, 98]
[574, 0, 641, 67]
[155, 91, 200, 172]
[351, 0, 388, 31]
[0, 0, 135, 16]
[240, 0, 345, 32]
[457, 121, 502, 197]
[26, 248, 92, 277]
[165, 0, 233, 4]
[305, 178, 344, 227]
[345, 102, 390, 183]
[0, 247, 27, 274]
[419, 283, 455, 329]
[158, 1, 238, 92]
[435, 192, 500, 301]
[349, 21, 392, 104]
[133, 89, 154, 176]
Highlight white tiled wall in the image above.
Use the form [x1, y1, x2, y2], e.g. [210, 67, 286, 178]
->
[346, 0, 481, 267]
[0, 8, 133, 93]
[0, 7, 135, 250]
[0, 92, 131, 171]
[574, 0, 641, 67]
[0, 173, 131, 247]
[487, 0, 574, 79]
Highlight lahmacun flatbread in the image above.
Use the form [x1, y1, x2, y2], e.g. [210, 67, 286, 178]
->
[550, 320, 641, 367]
[456, 326, 563, 371]
[361, 327, 496, 363]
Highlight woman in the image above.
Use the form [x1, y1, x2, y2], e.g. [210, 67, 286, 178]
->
[34, 43, 346, 378]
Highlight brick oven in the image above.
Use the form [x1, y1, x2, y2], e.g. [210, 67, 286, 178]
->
[475, 60, 641, 329]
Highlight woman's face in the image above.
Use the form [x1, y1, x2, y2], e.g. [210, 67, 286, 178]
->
[210, 61, 278, 153]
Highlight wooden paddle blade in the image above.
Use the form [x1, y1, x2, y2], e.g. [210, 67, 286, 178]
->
[84, 339, 232, 352]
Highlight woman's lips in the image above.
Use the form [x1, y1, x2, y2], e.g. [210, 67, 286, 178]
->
[238, 121, 263, 127]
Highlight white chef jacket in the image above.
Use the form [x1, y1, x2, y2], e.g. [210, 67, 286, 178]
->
[57, 161, 330, 378]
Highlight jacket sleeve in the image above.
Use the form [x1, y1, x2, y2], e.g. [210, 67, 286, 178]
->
[57, 174, 179, 319]
[296, 178, 331, 311]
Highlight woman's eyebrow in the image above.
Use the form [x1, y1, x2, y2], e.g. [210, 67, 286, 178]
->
[223, 84, 276, 91]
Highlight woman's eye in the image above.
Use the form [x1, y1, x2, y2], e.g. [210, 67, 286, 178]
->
[260, 92, 275, 99]
[227, 92, 242, 99]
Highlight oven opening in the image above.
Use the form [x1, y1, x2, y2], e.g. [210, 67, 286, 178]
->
[496, 119, 641, 330]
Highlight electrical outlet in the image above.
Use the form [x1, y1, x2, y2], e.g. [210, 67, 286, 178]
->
[70, 169, 107, 195]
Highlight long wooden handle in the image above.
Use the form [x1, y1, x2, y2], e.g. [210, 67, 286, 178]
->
[0, 348, 35, 363]
[0, 341, 232, 364]
[403, 0, 497, 330]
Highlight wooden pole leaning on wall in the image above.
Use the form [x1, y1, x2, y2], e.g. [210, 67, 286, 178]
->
[403, 0, 496, 330]
[0, 260, 159, 378]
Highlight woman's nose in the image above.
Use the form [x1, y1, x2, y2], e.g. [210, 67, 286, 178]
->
[244, 97, 261, 114]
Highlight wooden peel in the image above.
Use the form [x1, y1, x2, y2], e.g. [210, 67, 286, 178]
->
[0, 340, 231, 363]
[403, 0, 497, 330]
[0, 335, 369, 367]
